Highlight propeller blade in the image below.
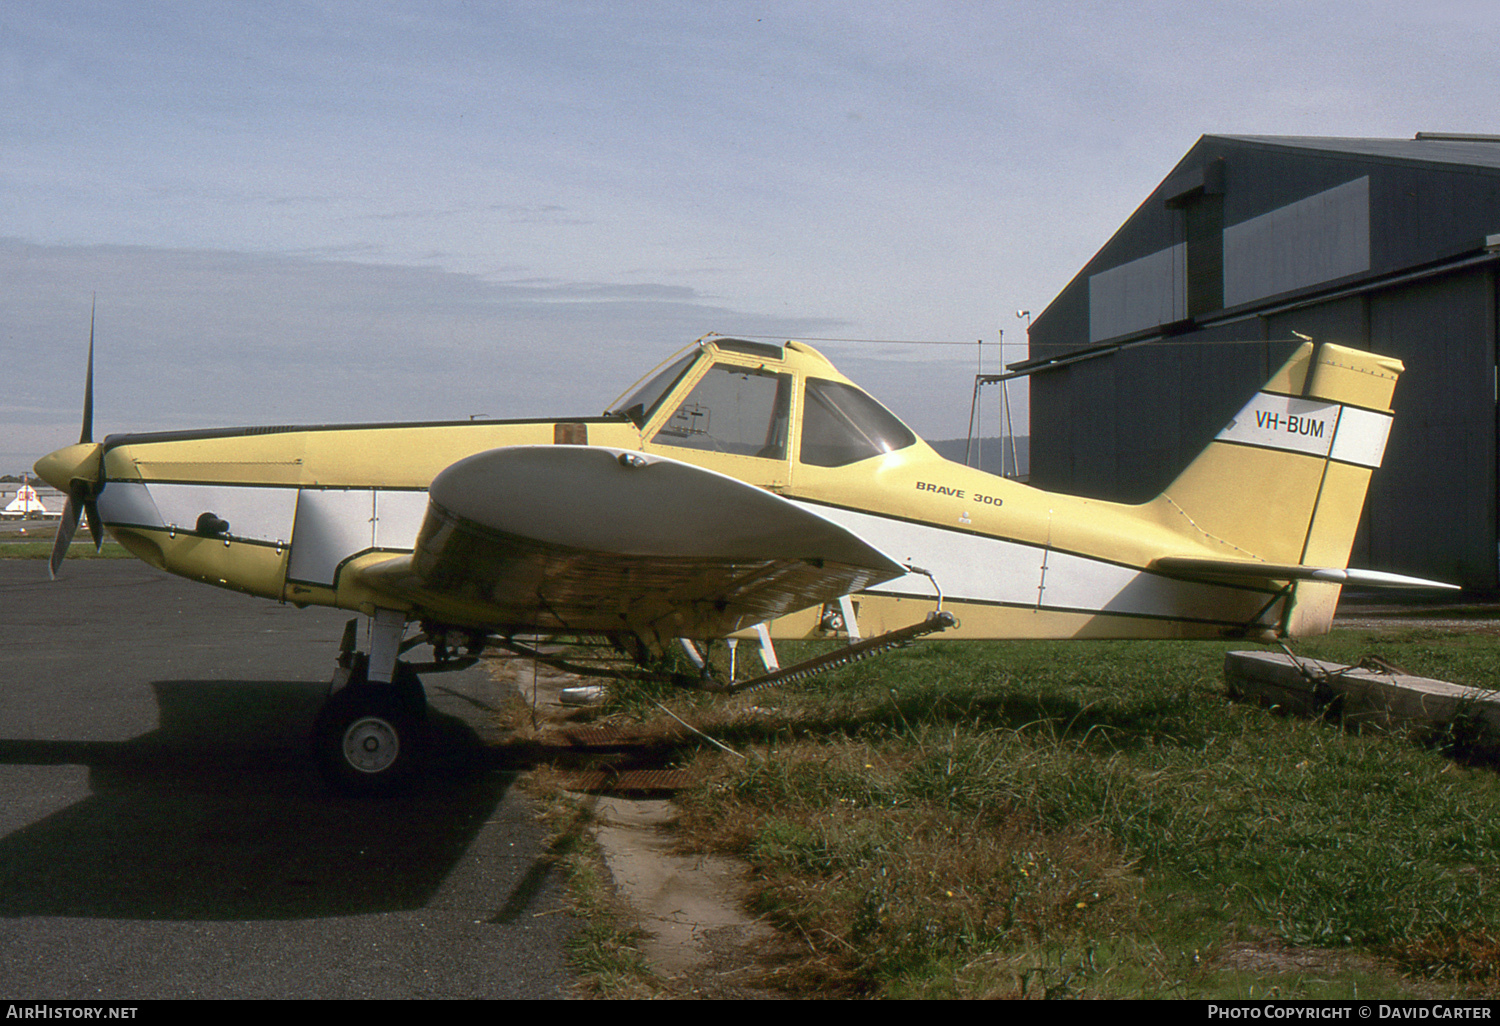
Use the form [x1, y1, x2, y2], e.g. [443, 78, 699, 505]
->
[49, 496, 81, 580]
[80, 295, 95, 445]
[84, 498, 104, 552]
[45, 298, 104, 579]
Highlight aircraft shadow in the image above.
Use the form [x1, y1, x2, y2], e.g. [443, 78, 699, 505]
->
[0, 677, 531, 921]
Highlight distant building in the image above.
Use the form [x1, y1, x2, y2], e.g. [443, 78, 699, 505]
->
[1025, 134, 1500, 589]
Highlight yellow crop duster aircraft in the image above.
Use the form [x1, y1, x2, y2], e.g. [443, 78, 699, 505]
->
[36, 329, 1450, 792]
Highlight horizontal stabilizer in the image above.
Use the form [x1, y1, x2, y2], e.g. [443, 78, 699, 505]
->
[1151, 556, 1459, 591]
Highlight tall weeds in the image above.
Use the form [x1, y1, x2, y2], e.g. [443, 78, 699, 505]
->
[667, 632, 1500, 997]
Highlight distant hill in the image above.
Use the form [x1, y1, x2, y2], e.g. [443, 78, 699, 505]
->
[927, 436, 1029, 478]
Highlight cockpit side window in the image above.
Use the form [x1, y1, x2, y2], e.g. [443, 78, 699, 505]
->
[651, 363, 792, 459]
[800, 378, 917, 467]
[610, 352, 699, 426]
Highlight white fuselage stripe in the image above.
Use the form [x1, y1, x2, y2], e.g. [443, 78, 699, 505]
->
[99, 479, 1278, 627]
[98, 482, 430, 587]
[793, 501, 1277, 626]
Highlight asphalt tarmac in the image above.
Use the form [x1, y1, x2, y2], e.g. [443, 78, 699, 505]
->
[0, 560, 575, 999]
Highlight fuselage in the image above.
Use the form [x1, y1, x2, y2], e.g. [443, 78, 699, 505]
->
[38, 337, 1287, 641]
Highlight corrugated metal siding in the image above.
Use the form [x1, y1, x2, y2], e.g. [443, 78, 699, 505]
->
[1026, 135, 1500, 588]
[1365, 271, 1497, 586]
[1030, 325, 1293, 504]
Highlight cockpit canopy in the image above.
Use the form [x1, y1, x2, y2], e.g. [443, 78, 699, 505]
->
[613, 340, 917, 467]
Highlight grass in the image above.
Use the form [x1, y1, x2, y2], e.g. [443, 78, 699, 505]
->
[485, 682, 669, 999]
[594, 628, 1500, 998]
[533, 781, 666, 999]
[0, 521, 132, 560]
[0, 540, 133, 559]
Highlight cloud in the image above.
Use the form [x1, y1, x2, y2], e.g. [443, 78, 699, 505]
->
[0, 238, 849, 473]
[1, 236, 1008, 477]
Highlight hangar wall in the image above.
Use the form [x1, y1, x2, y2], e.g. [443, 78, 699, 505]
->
[1026, 135, 1500, 589]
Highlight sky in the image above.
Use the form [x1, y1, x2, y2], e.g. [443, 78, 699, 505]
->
[4, 0, 1499, 475]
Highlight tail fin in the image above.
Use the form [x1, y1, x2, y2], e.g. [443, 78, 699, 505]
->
[1145, 342, 1403, 634]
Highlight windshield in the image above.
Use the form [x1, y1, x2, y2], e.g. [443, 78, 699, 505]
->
[609, 352, 700, 425]
[800, 378, 917, 467]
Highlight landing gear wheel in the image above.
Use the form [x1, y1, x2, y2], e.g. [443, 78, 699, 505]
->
[313, 663, 428, 796]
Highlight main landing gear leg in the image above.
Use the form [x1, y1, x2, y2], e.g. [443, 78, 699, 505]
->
[311, 610, 428, 796]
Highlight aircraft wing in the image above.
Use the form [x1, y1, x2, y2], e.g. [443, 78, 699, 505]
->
[351, 446, 906, 640]
[1150, 556, 1459, 590]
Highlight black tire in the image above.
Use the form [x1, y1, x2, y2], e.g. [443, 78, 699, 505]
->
[313, 664, 428, 796]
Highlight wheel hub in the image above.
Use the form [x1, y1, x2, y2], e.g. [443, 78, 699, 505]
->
[342, 715, 400, 774]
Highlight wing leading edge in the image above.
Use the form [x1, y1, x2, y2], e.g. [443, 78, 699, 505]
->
[352, 446, 905, 641]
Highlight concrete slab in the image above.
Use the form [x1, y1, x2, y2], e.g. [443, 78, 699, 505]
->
[1225, 650, 1500, 749]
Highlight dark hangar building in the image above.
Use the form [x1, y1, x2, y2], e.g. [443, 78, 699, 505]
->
[1023, 134, 1500, 590]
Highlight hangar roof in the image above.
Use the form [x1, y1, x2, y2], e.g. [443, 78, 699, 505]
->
[1216, 134, 1500, 172]
[1025, 132, 1500, 370]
